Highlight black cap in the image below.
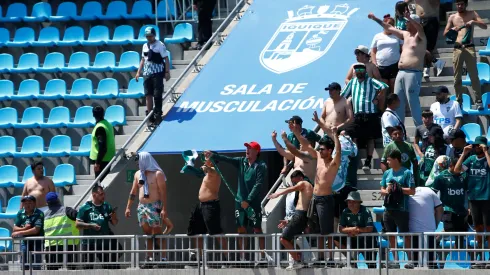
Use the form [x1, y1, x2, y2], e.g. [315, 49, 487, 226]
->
[449, 129, 466, 140]
[325, 82, 342, 91]
[285, 115, 303, 124]
[433, 86, 450, 94]
[21, 195, 36, 202]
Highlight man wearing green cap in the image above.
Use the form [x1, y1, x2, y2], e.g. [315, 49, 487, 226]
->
[455, 135, 490, 269]
[135, 26, 171, 126]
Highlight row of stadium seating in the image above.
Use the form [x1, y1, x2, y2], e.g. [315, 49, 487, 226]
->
[0, 51, 143, 74]
[0, 78, 144, 101]
[0, 165, 76, 189]
[0, 134, 91, 158]
[0, 1, 180, 22]
[0, 105, 126, 129]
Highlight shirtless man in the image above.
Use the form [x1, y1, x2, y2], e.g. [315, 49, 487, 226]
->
[186, 154, 228, 263]
[291, 114, 341, 265]
[321, 82, 354, 138]
[268, 170, 313, 270]
[272, 130, 316, 181]
[369, 11, 426, 127]
[444, 0, 487, 110]
[345, 45, 381, 84]
[125, 152, 172, 264]
[22, 161, 55, 212]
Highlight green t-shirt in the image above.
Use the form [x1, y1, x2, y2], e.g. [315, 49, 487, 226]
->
[380, 167, 415, 212]
[14, 208, 45, 237]
[432, 170, 467, 215]
[381, 142, 418, 185]
[287, 128, 321, 149]
[395, 16, 407, 31]
[463, 155, 490, 201]
[339, 205, 374, 228]
[76, 201, 113, 242]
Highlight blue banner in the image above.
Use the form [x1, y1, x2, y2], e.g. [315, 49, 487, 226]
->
[142, 0, 394, 154]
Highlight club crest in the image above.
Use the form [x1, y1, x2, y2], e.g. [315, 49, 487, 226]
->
[260, 4, 359, 74]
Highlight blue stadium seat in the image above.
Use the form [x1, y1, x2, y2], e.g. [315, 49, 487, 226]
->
[88, 51, 115, 72]
[164, 23, 194, 44]
[372, 206, 385, 214]
[462, 62, 490, 85]
[92, 78, 119, 99]
[479, 39, 490, 56]
[127, 0, 153, 19]
[167, 50, 173, 69]
[53, 164, 76, 187]
[0, 136, 15, 158]
[120, 78, 144, 98]
[24, 2, 52, 22]
[113, 51, 139, 72]
[154, 0, 177, 20]
[107, 25, 134, 46]
[13, 136, 44, 158]
[68, 106, 95, 128]
[56, 26, 84, 47]
[6, 27, 35, 47]
[32, 27, 59, 47]
[73, 1, 102, 21]
[10, 53, 39, 74]
[0, 196, 22, 219]
[11, 79, 40, 101]
[44, 135, 72, 157]
[0, 228, 12, 251]
[71, 134, 91, 157]
[3, 3, 27, 22]
[0, 108, 17, 129]
[444, 251, 471, 269]
[39, 79, 67, 100]
[0, 28, 10, 47]
[479, 92, 490, 116]
[61, 52, 89, 73]
[65, 78, 93, 100]
[132, 25, 160, 45]
[461, 123, 482, 144]
[50, 2, 77, 22]
[0, 80, 14, 101]
[37, 52, 64, 73]
[450, 94, 477, 115]
[0, 54, 14, 73]
[106, 105, 126, 126]
[15, 107, 44, 129]
[100, 1, 128, 20]
[81, 25, 109, 46]
[41, 106, 70, 128]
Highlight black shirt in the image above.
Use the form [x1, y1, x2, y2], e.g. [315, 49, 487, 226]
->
[415, 123, 443, 153]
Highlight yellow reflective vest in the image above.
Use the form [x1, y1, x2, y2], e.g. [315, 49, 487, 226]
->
[44, 206, 80, 246]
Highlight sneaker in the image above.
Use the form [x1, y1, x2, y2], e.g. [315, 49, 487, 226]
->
[387, 262, 400, 269]
[475, 100, 484, 111]
[434, 59, 446, 76]
[362, 160, 371, 171]
[404, 263, 415, 269]
[423, 67, 430, 78]
[485, 263, 490, 269]
[286, 261, 304, 270]
[140, 257, 154, 269]
[471, 263, 486, 269]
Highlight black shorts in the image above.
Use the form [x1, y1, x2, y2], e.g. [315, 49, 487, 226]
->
[469, 200, 490, 227]
[442, 211, 468, 232]
[337, 123, 358, 139]
[354, 113, 382, 141]
[281, 210, 308, 241]
[310, 195, 335, 235]
[422, 17, 439, 52]
[378, 62, 399, 80]
[187, 200, 223, 235]
[383, 210, 409, 233]
[143, 73, 164, 96]
[334, 186, 357, 219]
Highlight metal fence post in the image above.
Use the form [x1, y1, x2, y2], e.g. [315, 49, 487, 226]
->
[346, 236, 351, 268]
[130, 235, 135, 269]
[196, 249, 201, 275]
[28, 251, 32, 275]
[134, 235, 140, 268]
[63, 238, 68, 269]
[377, 242, 382, 275]
[385, 246, 389, 275]
[202, 249, 207, 275]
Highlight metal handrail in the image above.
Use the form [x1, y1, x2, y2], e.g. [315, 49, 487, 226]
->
[73, 0, 247, 209]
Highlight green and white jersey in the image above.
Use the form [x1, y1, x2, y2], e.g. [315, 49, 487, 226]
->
[341, 77, 388, 114]
[432, 170, 467, 215]
[462, 155, 490, 201]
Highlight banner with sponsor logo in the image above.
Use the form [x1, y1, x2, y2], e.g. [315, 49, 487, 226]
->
[141, 0, 393, 154]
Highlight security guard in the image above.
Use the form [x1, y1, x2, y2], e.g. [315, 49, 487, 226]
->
[44, 192, 79, 270]
[90, 106, 116, 182]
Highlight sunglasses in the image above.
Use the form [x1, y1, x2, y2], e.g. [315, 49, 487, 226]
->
[354, 68, 366, 72]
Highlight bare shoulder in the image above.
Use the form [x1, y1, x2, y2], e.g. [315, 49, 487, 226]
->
[134, 170, 141, 179]
[156, 170, 166, 180]
[472, 10, 480, 19]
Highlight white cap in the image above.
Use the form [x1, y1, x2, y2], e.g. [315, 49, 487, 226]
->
[410, 14, 421, 23]
[354, 45, 369, 55]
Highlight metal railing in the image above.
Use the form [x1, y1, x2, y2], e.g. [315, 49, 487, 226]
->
[72, 0, 247, 209]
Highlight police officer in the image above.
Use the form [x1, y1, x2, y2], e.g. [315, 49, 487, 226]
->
[135, 27, 171, 126]
[44, 192, 79, 270]
[90, 106, 116, 183]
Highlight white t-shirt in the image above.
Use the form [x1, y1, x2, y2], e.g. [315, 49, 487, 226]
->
[141, 40, 168, 76]
[430, 99, 463, 136]
[381, 108, 405, 146]
[408, 187, 442, 233]
[370, 32, 403, 66]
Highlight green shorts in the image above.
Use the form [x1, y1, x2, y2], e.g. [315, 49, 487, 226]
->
[235, 203, 262, 230]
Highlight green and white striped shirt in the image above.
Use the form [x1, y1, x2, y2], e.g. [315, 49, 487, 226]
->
[341, 77, 388, 114]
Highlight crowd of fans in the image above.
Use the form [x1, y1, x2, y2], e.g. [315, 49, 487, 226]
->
[9, 0, 490, 271]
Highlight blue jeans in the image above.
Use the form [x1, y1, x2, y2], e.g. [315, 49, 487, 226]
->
[21, 240, 43, 270]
